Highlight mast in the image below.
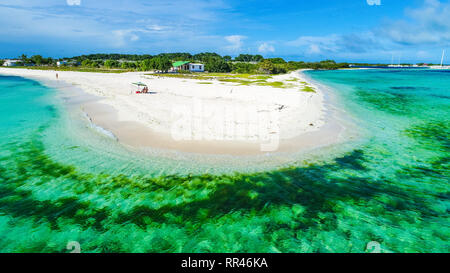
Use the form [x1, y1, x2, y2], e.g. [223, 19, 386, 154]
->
[441, 50, 445, 67]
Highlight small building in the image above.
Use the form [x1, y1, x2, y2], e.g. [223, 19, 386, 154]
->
[3, 59, 22, 67]
[57, 60, 68, 67]
[171, 61, 205, 72]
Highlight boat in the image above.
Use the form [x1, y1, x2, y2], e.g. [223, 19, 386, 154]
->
[388, 53, 407, 68]
[429, 50, 450, 69]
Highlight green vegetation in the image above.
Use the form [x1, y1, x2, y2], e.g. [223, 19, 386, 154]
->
[206, 73, 269, 79]
[121, 62, 138, 70]
[258, 81, 287, 88]
[234, 54, 264, 62]
[259, 59, 275, 74]
[218, 78, 254, 85]
[4, 52, 351, 74]
[266, 58, 287, 64]
[5, 66, 131, 73]
[230, 62, 258, 74]
[104, 59, 120, 69]
[150, 72, 271, 80]
[17, 54, 54, 66]
[149, 72, 299, 89]
[150, 73, 213, 80]
[138, 56, 172, 72]
[205, 58, 231, 73]
[81, 59, 101, 68]
[301, 85, 316, 92]
[3, 53, 336, 92]
[255, 75, 272, 80]
[28, 55, 52, 66]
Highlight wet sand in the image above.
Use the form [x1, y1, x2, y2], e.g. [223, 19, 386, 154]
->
[0, 68, 353, 156]
[61, 76, 349, 156]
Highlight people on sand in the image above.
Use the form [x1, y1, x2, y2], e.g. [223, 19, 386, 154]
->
[137, 87, 148, 94]
[56, 73, 58, 79]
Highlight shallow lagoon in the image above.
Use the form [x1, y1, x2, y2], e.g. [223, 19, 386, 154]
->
[0, 69, 448, 253]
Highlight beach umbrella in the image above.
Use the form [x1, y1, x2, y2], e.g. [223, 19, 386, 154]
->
[131, 82, 147, 87]
[131, 82, 148, 93]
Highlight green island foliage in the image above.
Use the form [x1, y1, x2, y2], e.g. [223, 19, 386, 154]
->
[5, 66, 132, 73]
[3, 53, 351, 74]
[149, 73, 302, 89]
[205, 59, 231, 73]
[301, 85, 316, 92]
[138, 56, 172, 72]
[234, 54, 264, 62]
[230, 62, 258, 74]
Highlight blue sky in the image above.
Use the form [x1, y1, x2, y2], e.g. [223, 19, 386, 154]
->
[0, 0, 449, 63]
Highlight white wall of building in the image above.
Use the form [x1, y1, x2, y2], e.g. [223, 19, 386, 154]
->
[57, 61, 68, 67]
[3, 60, 21, 66]
[189, 63, 204, 72]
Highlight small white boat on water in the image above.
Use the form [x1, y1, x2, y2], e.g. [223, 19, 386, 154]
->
[429, 50, 450, 69]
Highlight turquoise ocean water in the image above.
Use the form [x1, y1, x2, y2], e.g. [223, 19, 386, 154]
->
[0, 69, 448, 253]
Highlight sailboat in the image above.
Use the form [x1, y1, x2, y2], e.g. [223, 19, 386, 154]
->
[430, 50, 450, 69]
[388, 53, 404, 68]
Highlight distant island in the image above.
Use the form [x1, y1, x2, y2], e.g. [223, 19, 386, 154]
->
[1, 52, 356, 74]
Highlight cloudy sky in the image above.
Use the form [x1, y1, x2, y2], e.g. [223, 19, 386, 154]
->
[0, 0, 449, 63]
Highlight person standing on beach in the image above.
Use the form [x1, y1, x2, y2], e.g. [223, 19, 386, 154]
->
[56, 73, 58, 79]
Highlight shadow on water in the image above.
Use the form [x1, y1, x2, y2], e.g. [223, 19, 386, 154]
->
[0, 126, 448, 252]
[355, 88, 416, 115]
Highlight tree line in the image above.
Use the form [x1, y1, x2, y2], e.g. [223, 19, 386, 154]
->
[7, 53, 351, 74]
[7, 54, 55, 66]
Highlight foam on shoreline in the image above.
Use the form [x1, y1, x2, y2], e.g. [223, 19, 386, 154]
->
[82, 111, 118, 141]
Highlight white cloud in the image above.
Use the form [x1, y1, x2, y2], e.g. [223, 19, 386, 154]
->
[286, 0, 450, 59]
[366, 0, 381, 6]
[287, 35, 341, 55]
[1, 0, 448, 61]
[112, 30, 140, 47]
[130, 34, 140, 42]
[147, 25, 167, 31]
[66, 0, 81, 6]
[0, 0, 231, 53]
[308, 44, 321, 54]
[258, 42, 275, 53]
[225, 35, 246, 51]
[379, 0, 450, 45]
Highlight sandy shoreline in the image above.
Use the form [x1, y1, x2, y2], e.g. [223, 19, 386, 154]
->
[0, 67, 346, 155]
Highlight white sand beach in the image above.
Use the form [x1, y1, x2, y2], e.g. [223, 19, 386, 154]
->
[0, 68, 341, 155]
